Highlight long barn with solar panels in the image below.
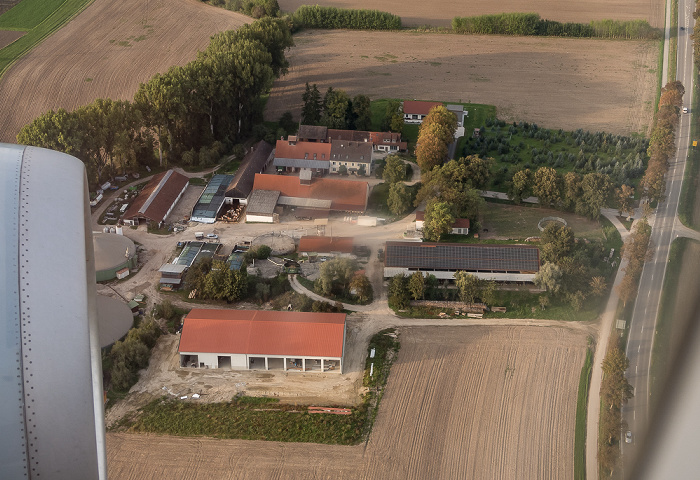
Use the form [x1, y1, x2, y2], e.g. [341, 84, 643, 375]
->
[384, 241, 540, 283]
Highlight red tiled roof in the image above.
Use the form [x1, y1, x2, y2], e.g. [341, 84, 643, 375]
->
[327, 129, 370, 143]
[179, 309, 346, 358]
[123, 169, 189, 223]
[298, 236, 354, 253]
[252, 174, 368, 212]
[403, 100, 442, 115]
[275, 140, 331, 160]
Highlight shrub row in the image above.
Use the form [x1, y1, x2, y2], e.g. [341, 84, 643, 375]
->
[452, 13, 660, 39]
[292, 5, 401, 30]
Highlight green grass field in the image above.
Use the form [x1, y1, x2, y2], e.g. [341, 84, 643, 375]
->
[574, 346, 593, 480]
[481, 201, 606, 240]
[0, 0, 93, 77]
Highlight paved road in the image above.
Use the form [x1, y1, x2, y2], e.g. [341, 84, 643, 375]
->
[621, 0, 695, 469]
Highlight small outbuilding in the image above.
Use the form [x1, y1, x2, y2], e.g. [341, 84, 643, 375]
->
[179, 309, 346, 373]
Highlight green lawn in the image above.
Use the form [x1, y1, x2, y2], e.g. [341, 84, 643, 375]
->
[481, 201, 605, 240]
[367, 181, 420, 219]
[0, 0, 93, 77]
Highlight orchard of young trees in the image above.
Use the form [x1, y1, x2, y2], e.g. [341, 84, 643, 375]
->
[17, 18, 294, 188]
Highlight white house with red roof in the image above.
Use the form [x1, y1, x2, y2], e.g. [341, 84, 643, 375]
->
[178, 309, 346, 373]
[403, 100, 442, 124]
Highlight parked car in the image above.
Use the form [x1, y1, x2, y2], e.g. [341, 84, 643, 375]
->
[206, 233, 218, 239]
[625, 431, 632, 443]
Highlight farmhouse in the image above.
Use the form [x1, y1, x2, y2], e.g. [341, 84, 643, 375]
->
[122, 169, 189, 225]
[225, 140, 274, 205]
[178, 309, 346, 373]
[403, 100, 442, 123]
[415, 210, 470, 235]
[383, 241, 540, 283]
[190, 174, 234, 223]
[298, 236, 354, 258]
[246, 174, 369, 222]
[272, 139, 331, 175]
[329, 140, 373, 176]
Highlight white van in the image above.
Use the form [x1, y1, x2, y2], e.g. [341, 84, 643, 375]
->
[194, 232, 204, 240]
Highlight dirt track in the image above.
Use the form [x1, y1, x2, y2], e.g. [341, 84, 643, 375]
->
[265, 30, 659, 136]
[0, 0, 249, 142]
[107, 325, 589, 479]
[278, 0, 666, 28]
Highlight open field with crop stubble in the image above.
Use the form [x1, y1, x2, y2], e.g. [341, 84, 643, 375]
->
[106, 325, 589, 479]
[0, 0, 249, 142]
[278, 0, 665, 28]
[265, 30, 659, 136]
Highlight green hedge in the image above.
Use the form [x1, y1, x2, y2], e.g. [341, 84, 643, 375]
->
[292, 5, 401, 30]
[452, 13, 660, 39]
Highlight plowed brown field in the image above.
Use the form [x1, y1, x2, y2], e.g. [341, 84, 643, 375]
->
[265, 30, 659, 136]
[0, 0, 249, 142]
[107, 325, 588, 479]
[278, 0, 665, 28]
[0, 30, 23, 49]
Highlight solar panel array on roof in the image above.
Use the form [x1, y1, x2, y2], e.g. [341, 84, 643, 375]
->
[191, 174, 234, 222]
[384, 242, 540, 273]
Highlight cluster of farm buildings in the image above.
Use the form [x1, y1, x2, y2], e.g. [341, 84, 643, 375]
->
[95, 100, 540, 375]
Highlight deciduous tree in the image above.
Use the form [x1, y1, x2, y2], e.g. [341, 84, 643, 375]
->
[508, 168, 533, 204]
[423, 200, 454, 241]
[408, 271, 426, 300]
[383, 155, 407, 183]
[415, 128, 448, 172]
[454, 271, 482, 304]
[533, 166, 562, 207]
[534, 262, 563, 293]
[387, 182, 412, 216]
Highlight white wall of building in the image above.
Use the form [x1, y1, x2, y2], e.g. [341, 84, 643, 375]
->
[245, 214, 273, 223]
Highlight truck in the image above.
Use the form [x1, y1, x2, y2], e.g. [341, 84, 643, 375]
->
[194, 231, 204, 240]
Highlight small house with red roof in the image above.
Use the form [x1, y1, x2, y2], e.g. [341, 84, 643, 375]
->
[298, 236, 354, 258]
[415, 210, 470, 235]
[403, 100, 442, 124]
[178, 309, 346, 373]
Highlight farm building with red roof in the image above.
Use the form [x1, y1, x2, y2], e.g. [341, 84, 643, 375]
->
[298, 236, 354, 257]
[179, 309, 346, 373]
[246, 173, 369, 222]
[122, 169, 189, 225]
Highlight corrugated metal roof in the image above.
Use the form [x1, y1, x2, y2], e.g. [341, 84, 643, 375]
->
[247, 189, 280, 215]
[297, 125, 328, 141]
[123, 169, 189, 223]
[384, 241, 540, 273]
[179, 309, 346, 358]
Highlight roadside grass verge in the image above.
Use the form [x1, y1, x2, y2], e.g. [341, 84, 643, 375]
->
[649, 237, 688, 407]
[0, 0, 94, 77]
[678, 75, 700, 229]
[574, 344, 593, 480]
[115, 329, 400, 444]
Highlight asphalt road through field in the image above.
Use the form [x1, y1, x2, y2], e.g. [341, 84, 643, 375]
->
[621, 0, 695, 469]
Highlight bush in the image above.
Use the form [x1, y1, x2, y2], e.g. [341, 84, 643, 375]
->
[255, 244, 272, 259]
[293, 5, 401, 30]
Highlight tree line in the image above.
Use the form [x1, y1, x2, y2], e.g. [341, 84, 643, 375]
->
[452, 13, 660, 39]
[640, 81, 684, 202]
[291, 5, 401, 31]
[387, 271, 497, 310]
[204, 0, 280, 19]
[17, 18, 294, 188]
[615, 218, 652, 306]
[598, 338, 634, 475]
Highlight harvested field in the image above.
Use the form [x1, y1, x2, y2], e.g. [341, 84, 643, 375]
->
[0, 0, 20, 16]
[278, 0, 665, 28]
[106, 325, 589, 479]
[0, 0, 250, 142]
[266, 30, 659, 136]
[0, 29, 22, 49]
